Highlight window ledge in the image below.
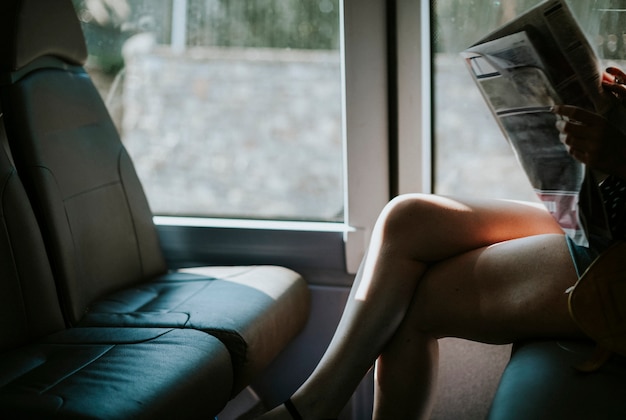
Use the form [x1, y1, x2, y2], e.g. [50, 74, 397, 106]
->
[154, 216, 354, 233]
[155, 216, 351, 271]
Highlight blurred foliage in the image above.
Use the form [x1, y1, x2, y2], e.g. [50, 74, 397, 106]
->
[72, 0, 340, 73]
[434, 0, 626, 59]
[75, 0, 626, 74]
[187, 0, 340, 49]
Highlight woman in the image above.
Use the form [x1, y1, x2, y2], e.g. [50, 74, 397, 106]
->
[259, 67, 626, 420]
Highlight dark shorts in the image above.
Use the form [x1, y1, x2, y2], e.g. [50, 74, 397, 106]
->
[565, 234, 613, 278]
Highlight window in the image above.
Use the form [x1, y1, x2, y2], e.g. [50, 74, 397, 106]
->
[74, 0, 344, 222]
[432, 0, 625, 200]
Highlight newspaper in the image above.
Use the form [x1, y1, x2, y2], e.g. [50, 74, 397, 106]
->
[461, 0, 618, 247]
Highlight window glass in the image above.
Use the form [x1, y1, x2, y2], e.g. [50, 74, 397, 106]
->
[73, 0, 343, 222]
[433, 0, 624, 201]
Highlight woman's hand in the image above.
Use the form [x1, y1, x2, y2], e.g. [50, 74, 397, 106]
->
[552, 104, 626, 178]
[603, 67, 626, 103]
[552, 67, 626, 178]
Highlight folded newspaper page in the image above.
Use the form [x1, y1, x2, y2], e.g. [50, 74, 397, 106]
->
[461, 0, 615, 247]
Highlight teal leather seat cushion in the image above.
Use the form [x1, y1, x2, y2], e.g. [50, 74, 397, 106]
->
[488, 340, 626, 419]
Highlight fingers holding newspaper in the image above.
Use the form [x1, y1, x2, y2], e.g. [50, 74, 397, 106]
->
[553, 101, 626, 179]
[603, 66, 626, 102]
[552, 67, 626, 177]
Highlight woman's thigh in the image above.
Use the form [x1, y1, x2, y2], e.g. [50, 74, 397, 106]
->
[407, 233, 584, 343]
[380, 194, 566, 263]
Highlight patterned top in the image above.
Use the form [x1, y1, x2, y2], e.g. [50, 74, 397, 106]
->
[600, 175, 626, 239]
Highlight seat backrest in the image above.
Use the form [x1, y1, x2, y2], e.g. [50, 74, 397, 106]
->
[0, 0, 168, 325]
[0, 115, 65, 350]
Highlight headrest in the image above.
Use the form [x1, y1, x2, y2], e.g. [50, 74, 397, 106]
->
[0, 0, 88, 73]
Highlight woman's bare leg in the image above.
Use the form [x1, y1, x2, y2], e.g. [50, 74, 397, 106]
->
[260, 194, 578, 419]
[374, 329, 439, 419]
[373, 231, 584, 419]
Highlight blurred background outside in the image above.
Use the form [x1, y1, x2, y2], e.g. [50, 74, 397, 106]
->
[72, 0, 626, 220]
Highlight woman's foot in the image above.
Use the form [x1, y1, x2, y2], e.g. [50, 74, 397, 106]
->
[284, 399, 303, 419]
[257, 398, 337, 420]
[256, 399, 299, 420]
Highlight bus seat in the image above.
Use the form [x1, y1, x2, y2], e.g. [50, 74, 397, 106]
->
[0, 117, 65, 352]
[487, 340, 626, 419]
[0, 0, 309, 395]
[0, 114, 234, 418]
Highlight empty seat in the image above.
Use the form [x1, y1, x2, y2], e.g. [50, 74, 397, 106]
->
[0, 118, 65, 352]
[0, 328, 234, 419]
[0, 115, 234, 418]
[0, 0, 309, 394]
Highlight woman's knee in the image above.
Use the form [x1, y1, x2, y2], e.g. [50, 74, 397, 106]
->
[375, 194, 459, 252]
[377, 194, 434, 235]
